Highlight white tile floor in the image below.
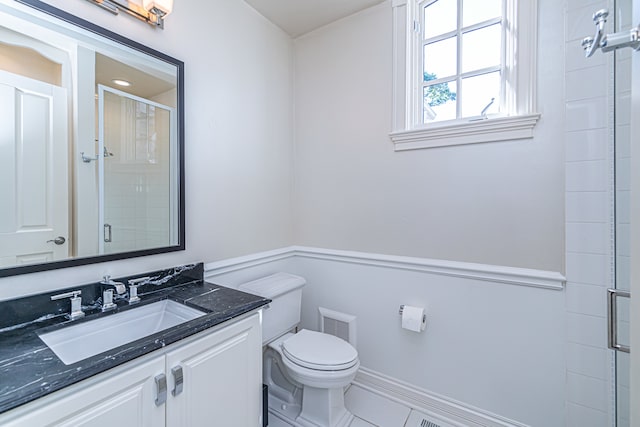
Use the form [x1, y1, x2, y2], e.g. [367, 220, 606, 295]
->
[345, 385, 410, 426]
[266, 384, 446, 427]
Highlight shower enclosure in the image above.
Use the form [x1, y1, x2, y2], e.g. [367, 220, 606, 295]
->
[612, 1, 632, 424]
[98, 85, 177, 255]
[582, 0, 638, 425]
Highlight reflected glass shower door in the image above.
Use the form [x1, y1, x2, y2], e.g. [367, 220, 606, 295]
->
[98, 85, 177, 255]
[614, 0, 632, 425]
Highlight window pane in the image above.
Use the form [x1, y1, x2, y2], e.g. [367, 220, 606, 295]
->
[424, 0, 457, 39]
[461, 71, 500, 117]
[462, 24, 502, 73]
[424, 37, 457, 80]
[462, 0, 502, 27]
[424, 80, 457, 123]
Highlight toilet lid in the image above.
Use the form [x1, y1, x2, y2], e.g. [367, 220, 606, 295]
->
[282, 329, 358, 371]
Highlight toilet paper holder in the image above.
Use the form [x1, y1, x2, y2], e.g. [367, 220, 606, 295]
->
[398, 305, 426, 323]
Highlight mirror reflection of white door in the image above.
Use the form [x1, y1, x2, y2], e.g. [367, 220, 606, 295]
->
[0, 70, 68, 267]
[97, 85, 176, 255]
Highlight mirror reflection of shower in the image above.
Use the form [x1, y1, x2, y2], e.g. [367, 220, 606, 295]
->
[97, 85, 177, 255]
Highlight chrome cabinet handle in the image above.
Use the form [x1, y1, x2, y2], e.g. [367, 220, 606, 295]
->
[607, 288, 631, 353]
[171, 365, 183, 396]
[155, 374, 167, 406]
[46, 236, 66, 245]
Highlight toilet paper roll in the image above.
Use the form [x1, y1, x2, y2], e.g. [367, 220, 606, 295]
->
[401, 305, 426, 332]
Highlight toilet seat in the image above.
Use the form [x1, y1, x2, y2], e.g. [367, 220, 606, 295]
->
[282, 329, 358, 371]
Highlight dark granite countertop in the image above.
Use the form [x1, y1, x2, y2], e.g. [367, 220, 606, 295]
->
[0, 263, 269, 414]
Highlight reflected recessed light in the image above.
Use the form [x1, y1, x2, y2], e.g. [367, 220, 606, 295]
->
[112, 79, 131, 87]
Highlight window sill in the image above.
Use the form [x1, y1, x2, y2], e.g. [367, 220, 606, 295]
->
[389, 113, 541, 151]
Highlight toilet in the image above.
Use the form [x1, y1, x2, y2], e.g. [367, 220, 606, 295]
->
[239, 273, 359, 427]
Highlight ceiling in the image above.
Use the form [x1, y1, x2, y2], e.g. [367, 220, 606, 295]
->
[244, 0, 386, 38]
[96, 53, 175, 100]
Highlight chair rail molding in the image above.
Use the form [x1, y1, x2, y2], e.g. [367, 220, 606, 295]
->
[205, 246, 565, 291]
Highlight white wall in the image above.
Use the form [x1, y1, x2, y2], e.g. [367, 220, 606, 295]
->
[293, 0, 566, 272]
[294, 257, 565, 427]
[0, 0, 294, 299]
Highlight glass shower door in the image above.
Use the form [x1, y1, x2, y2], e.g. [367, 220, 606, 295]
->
[613, 0, 633, 425]
[98, 85, 177, 255]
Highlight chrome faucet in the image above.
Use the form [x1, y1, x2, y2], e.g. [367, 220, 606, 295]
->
[51, 290, 85, 320]
[127, 276, 150, 304]
[100, 275, 126, 312]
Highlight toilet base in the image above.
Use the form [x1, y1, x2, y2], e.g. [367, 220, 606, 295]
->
[296, 386, 354, 427]
[264, 333, 358, 427]
[268, 392, 301, 425]
[267, 386, 354, 427]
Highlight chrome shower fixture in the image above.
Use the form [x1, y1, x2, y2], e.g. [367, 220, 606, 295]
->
[581, 8, 640, 57]
[581, 9, 608, 57]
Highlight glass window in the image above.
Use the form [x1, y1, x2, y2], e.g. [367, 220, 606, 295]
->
[420, 0, 504, 123]
[424, 37, 457, 79]
[461, 72, 500, 117]
[424, 80, 457, 122]
[461, 24, 502, 73]
[462, 0, 502, 27]
[423, 0, 457, 39]
[390, 0, 539, 150]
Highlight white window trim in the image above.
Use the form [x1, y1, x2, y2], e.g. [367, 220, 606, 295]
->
[391, 0, 540, 151]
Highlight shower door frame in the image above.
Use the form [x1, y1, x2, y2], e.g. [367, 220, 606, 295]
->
[609, 0, 640, 426]
[97, 84, 178, 255]
[629, 1, 639, 423]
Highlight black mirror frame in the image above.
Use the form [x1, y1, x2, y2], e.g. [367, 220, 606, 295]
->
[1, 0, 186, 278]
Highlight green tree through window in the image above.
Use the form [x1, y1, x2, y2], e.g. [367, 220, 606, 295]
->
[424, 72, 456, 107]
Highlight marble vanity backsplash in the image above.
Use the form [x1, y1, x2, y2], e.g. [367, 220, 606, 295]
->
[0, 263, 203, 331]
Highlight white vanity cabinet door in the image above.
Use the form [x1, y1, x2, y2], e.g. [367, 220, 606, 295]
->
[1, 355, 166, 427]
[165, 313, 262, 427]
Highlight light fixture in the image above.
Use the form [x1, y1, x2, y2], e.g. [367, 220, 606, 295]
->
[86, 0, 173, 29]
[112, 79, 131, 87]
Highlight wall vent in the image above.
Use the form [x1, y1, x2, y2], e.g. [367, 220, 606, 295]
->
[318, 307, 356, 348]
[419, 419, 441, 427]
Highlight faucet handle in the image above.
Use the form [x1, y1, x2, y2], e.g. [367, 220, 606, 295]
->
[50, 290, 81, 301]
[51, 290, 85, 320]
[126, 277, 150, 304]
[102, 289, 117, 312]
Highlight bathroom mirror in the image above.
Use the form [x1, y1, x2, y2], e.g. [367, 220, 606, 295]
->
[0, 0, 185, 277]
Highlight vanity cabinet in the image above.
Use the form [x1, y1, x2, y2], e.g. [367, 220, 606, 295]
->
[166, 312, 262, 426]
[2, 356, 166, 427]
[0, 312, 262, 427]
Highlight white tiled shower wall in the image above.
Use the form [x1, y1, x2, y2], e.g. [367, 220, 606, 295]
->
[102, 97, 172, 254]
[564, 0, 615, 425]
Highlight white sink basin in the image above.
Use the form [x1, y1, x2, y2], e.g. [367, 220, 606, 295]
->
[38, 300, 205, 365]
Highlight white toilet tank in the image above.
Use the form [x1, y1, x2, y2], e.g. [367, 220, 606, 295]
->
[238, 273, 306, 344]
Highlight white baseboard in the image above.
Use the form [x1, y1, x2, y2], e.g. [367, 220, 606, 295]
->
[352, 367, 530, 427]
[205, 246, 565, 290]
